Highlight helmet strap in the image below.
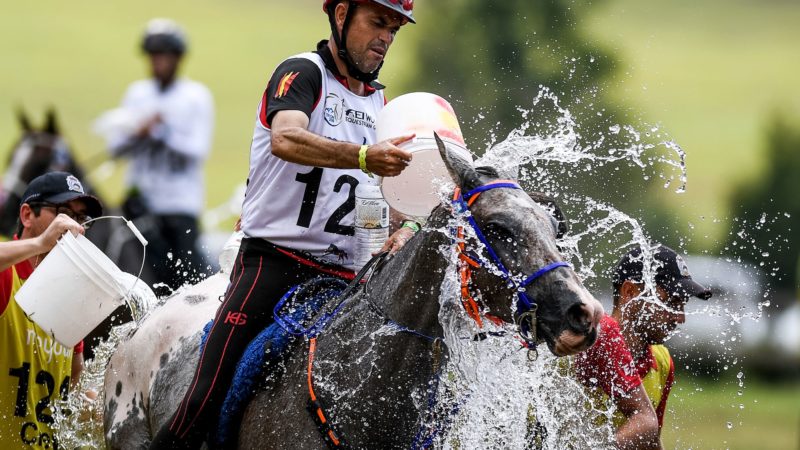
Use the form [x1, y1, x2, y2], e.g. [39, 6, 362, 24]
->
[327, 1, 383, 85]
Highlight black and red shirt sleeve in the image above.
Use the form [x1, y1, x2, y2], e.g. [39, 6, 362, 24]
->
[262, 58, 323, 128]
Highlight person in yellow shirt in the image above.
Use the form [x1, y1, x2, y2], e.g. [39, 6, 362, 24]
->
[0, 171, 102, 449]
[575, 244, 712, 449]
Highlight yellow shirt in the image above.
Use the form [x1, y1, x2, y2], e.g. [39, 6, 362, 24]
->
[0, 262, 76, 449]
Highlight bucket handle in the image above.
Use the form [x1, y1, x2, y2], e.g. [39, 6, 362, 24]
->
[79, 215, 148, 304]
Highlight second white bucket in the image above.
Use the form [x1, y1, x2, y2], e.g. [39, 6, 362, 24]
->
[376, 92, 473, 217]
[15, 232, 129, 348]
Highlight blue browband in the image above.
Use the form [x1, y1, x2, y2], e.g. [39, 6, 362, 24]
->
[453, 181, 570, 321]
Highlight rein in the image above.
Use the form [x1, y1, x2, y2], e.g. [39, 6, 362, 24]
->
[451, 180, 570, 354]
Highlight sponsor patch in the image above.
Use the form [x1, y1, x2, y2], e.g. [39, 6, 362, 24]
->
[324, 93, 345, 126]
[66, 175, 84, 194]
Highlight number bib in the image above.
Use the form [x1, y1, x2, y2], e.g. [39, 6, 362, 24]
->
[241, 52, 384, 268]
[0, 265, 74, 449]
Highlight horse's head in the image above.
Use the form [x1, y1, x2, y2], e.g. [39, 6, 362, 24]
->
[435, 133, 603, 356]
[1, 108, 87, 235]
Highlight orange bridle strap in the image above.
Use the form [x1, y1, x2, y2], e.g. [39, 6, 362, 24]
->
[452, 184, 516, 330]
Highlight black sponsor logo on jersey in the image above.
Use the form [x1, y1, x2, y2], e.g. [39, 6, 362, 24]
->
[323, 244, 349, 263]
[345, 108, 376, 129]
[324, 93, 345, 126]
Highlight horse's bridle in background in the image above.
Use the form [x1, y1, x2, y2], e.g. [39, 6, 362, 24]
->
[451, 180, 570, 355]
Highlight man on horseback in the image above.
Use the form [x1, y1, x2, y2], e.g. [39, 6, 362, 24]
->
[104, 18, 214, 293]
[574, 244, 712, 449]
[0, 171, 102, 449]
[149, 1, 418, 447]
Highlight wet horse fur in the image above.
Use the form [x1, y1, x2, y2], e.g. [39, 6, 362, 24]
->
[103, 139, 602, 448]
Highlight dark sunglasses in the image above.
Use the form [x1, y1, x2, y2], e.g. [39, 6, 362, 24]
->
[31, 202, 93, 229]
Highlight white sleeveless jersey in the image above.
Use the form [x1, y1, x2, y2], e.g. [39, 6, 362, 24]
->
[241, 52, 384, 267]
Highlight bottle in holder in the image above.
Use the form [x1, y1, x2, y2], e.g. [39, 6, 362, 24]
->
[354, 183, 389, 270]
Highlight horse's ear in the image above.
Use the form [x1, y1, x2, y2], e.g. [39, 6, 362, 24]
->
[16, 107, 32, 132]
[44, 108, 59, 135]
[435, 132, 480, 190]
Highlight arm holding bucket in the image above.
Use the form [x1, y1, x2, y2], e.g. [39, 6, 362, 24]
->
[615, 386, 662, 450]
[270, 110, 414, 177]
[0, 214, 84, 271]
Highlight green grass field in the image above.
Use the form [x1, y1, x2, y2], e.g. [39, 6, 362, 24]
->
[585, 0, 800, 243]
[664, 375, 800, 450]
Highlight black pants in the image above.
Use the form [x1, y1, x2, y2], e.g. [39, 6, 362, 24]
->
[145, 214, 209, 292]
[149, 238, 354, 449]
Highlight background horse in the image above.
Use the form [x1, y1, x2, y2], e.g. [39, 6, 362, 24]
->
[0, 109, 95, 234]
[103, 137, 603, 449]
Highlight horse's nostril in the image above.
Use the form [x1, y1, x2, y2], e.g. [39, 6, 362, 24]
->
[567, 302, 591, 334]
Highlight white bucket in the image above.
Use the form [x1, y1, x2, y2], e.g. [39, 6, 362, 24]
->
[376, 92, 473, 217]
[15, 233, 130, 348]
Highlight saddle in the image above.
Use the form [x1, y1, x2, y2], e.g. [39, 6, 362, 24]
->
[199, 256, 379, 448]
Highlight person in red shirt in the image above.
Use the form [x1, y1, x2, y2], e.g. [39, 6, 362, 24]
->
[0, 171, 102, 448]
[575, 244, 712, 450]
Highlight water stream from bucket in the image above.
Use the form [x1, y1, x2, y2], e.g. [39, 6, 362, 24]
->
[51, 87, 781, 449]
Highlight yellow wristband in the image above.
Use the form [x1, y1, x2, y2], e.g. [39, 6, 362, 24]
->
[358, 145, 372, 177]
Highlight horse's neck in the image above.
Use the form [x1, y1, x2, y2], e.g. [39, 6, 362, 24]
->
[367, 209, 454, 338]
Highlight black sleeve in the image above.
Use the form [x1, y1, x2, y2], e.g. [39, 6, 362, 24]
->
[264, 58, 323, 127]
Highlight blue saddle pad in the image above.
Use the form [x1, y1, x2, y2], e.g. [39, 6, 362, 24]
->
[198, 277, 348, 447]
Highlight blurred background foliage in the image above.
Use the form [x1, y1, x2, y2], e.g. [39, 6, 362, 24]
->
[1, 0, 798, 447]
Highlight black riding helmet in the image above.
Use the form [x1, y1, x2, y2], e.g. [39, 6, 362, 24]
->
[141, 18, 188, 55]
[322, 0, 415, 84]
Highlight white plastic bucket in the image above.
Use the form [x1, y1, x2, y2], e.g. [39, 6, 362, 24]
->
[15, 233, 129, 347]
[376, 92, 473, 217]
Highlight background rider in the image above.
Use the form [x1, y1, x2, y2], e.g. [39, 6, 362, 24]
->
[103, 18, 214, 293]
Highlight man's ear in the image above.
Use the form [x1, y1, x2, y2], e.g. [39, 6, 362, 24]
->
[619, 280, 643, 305]
[335, 1, 349, 31]
[18, 204, 35, 233]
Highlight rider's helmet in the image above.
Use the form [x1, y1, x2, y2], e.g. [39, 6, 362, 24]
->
[322, 0, 415, 84]
[322, 0, 415, 24]
[141, 18, 188, 55]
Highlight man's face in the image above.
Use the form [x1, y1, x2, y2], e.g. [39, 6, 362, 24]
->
[149, 52, 181, 83]
[23, 199, 91, 239]
[341, 2, 407, 73]
[626, 285, 688, 345]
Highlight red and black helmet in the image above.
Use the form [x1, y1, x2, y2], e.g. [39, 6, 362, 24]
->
[323, 0, 415, 24]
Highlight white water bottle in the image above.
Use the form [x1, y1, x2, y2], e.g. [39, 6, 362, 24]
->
[354, 184, 389, 270]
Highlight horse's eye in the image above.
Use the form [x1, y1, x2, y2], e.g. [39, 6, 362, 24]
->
[484, 223, 511, 242]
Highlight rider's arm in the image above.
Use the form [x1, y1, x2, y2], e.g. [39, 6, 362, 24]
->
[107, 83, 152, 156]
[614, 386, 662, 450]
[270, 111, 413, 177]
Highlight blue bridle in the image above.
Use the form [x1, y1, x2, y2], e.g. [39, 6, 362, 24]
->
[452, 181, 570, 347]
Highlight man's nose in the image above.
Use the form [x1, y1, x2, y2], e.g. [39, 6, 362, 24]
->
[674, 311, 686, 324]
[379, 29, 394, 45]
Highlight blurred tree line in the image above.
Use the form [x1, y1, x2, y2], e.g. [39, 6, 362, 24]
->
[399, 0, 683, 271]
[726, 113, 800, 292]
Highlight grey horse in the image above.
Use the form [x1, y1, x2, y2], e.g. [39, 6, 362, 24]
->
[103, 136, 603, 449]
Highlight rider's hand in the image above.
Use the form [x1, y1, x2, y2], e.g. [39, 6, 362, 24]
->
[35, 214, 84, 253]
[364, 134, 415, 177]
[136, 113, 162, 138]
[377, 227, 415, 256]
